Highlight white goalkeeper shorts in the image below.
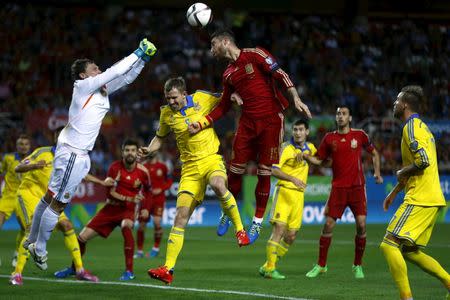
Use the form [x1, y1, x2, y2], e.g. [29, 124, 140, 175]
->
[48, 143, 91, 204]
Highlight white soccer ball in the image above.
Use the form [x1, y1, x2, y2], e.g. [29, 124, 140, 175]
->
[186, 3, 212, 27]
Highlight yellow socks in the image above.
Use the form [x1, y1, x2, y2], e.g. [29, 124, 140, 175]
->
[15, 230, 25, 253]
[380, 239, 412, 299]
[64, 229, 83, 272]
[219, 191, 243, 232]
[266, 240, 280, 271]
[164, 227, 185, 270]
[277, 240, 290, 260]
[14, 236, 29, 274]
[404, 249, 450, 288]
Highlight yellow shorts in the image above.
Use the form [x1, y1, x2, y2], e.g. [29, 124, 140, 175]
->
[16, 190, 68, 229]
[269, 185, 304, 231]
[177, 154, 226, 208]
[0, 192, 19, 219]
[386, 203, 441, 247]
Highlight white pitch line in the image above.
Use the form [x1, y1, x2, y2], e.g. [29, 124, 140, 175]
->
[0, 275, 313, 300]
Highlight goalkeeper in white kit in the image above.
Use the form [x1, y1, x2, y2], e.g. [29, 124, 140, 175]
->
[25, 38, 157, 277]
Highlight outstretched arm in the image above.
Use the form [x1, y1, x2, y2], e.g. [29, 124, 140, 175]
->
[138, 136, 164, 159]
[106, 59, 146, 94]
[75, 39, 156, 96]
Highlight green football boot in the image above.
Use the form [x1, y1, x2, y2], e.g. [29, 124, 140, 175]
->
[306, 264, 328, 278]
[352, 265, 365, 279]
[264, 269, 286, 280]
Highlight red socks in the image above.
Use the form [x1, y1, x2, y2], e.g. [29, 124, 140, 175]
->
[255, 174, 271, 218]
[121, 227, 134, 272]
[354, 235, 366, 266]
[137, 228, 145, 251]
[154, 226, 163, 248]
[318, 235, 332, 267]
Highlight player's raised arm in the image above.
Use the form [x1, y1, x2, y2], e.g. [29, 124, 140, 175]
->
[74, 38, 157, 96]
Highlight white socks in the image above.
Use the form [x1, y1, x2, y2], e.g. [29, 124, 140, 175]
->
[28, 199, 49, 243]
[35, 206, 60, 255]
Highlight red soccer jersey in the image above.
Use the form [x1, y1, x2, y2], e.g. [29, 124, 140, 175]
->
[316, 129, 375, 188]
[107, 160, 151, 204]
[207, 47, 293, 121]
[144, 161, 172, 201]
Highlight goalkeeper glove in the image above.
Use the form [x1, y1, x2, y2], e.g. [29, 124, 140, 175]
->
[134, 38, 157, 62]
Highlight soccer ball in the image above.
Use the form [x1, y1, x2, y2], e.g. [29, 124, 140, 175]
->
[186, 3, 212, 27]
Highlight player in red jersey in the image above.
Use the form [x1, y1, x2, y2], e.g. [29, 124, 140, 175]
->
[304, 105, 383, 279]
[54, 139, 150, 281]
[189, 29, 311, 244]
[135, 153, 173, 258]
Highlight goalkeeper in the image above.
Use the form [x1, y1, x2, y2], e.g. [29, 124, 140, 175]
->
[25, 38, 157, 270]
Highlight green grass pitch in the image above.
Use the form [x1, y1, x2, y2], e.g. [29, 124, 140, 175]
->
[0, 224, 448, 299]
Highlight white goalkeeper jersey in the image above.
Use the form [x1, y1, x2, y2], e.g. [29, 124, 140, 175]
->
[58, 53, 145, 151]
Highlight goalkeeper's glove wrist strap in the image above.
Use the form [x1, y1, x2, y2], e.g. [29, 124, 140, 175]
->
[134, 48, 145, 58]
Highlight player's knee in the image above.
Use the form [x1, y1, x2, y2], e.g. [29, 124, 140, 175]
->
[323, 218, 336, 232]
[285, 231, 297, 244]
[209, 176, 227, 196]
[121, 219, 134, 229]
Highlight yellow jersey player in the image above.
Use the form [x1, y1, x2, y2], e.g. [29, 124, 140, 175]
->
[0, 134, 31, 267]
[380, 85, 449, 300]
[9, 127, 99, 285]
[259, 119, 316, 279]
[141, 77, 249, 284]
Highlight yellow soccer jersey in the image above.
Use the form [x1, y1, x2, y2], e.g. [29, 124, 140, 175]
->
[401, 115, 445, 206]
[0, 152, 23, 196]
[17, 146, 55, 199]
[156, 90, 221, 163]
[273, 140, 317, 191]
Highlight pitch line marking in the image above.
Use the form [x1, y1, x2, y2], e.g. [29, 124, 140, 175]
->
[0, 274, 314, 300]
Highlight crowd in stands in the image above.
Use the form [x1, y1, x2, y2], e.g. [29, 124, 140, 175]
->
[1, 4, 449, 178]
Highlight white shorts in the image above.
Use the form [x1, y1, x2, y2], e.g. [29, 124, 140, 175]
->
[48, 144, 91, 204]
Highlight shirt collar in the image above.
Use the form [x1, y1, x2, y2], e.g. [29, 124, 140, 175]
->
[14, 152, 21, 161]
[290, 137, 309, 151]
[180, 95, 194, 116]
[404, 113, 420, 126]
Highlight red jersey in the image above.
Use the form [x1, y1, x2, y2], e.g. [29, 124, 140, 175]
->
[207, 47, 293, 121]
[144, 161, 172, 201]
[316, 129, 374, 188]
[107, 160, 151, 205]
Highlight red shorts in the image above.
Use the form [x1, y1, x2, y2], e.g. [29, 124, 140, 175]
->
[325, 186, 367, 219]
[138, 195, 165, 222]
[87, 203, 136, 238]
[232, 113, 284, 166]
